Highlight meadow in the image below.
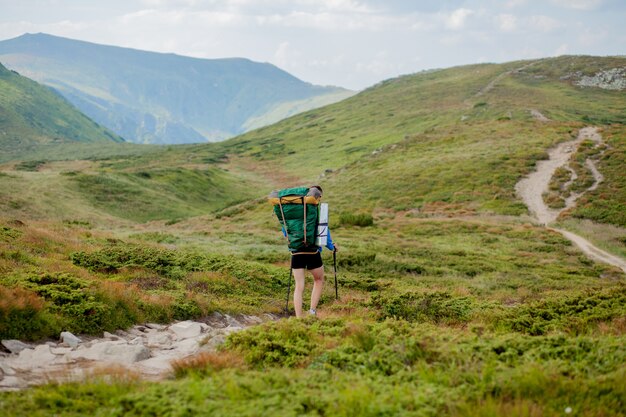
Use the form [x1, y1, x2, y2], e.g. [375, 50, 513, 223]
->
[0, 55, 625, 416]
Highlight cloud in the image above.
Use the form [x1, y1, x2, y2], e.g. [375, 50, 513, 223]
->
[444, 8, 473, 30]
[119, 8, 244, 28]
[550, 0, 603, 10]
[555, 43, 569, 55]
[256, 10, 401, 31]
[273, 41, 291, 67]
[529, 15, 562, 32]
[578, 27, 608, 46]
[504, 0, 527, 7]
[496, 14, 517, 31]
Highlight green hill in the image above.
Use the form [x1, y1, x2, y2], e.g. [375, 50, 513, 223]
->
[0, 56, 625, 416]
[0, 33, 353, 144]
[0, 61, 122, 157]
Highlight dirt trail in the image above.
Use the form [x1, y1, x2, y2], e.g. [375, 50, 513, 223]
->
[516, 127, 626, 273]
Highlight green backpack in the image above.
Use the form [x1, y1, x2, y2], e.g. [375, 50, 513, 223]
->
[268, 186, 322, 251]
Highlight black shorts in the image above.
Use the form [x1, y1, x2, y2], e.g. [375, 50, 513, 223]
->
[291, 251, 323, 270]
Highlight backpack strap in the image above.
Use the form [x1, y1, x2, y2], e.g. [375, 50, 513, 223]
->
[302, 196, 307, 246]
[277, 199, 290, 243]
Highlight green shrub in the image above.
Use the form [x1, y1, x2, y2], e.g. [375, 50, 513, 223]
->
[226, 318, 322, 367]
[369, 291, 475, 324]
[496, 285, 626, 335]
[0, 226, 22, 240]
[338, 212, 374, 227]
[14, 160, 46, 171]
[0, 285, 57, 340]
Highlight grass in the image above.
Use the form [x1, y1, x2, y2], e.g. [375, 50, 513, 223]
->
[568, 125, 626, 226]
[0, 55, 625, 415]
[0, 62, 122, 160]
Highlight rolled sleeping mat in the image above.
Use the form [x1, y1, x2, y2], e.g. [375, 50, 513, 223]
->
[315, 203, 329, 247]
[268, 187, 321, 205]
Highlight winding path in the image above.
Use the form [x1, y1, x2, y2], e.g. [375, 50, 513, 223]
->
[515, 127, 626, 273]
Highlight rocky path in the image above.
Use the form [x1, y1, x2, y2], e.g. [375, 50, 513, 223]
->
[0, 313, 278, 391]
[515, 127, 626, 273]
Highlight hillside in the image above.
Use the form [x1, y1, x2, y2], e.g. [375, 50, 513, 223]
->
[0, 61, 122, 158]
[0, 56, 625, 415]
[0, 33, 353, 144]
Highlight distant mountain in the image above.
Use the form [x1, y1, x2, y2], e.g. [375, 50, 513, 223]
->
[0, 33, 353, 144]
[0, 60, 122, 154]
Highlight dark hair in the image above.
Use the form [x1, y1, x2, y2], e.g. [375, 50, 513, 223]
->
[310, 185, 323, 194]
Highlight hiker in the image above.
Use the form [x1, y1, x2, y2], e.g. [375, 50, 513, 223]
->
[269, 185, 338, 318]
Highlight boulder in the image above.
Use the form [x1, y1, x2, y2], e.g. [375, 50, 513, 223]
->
[135, 356, 173, 373]
[146, 332, 173, 348]
[171, 338, 199, 356]
[13, 345, 57, 370]
[201, 334, 226, 351]
[0, 376, 22, 389]
[69, 341, 151, 364]
[50, 347, 73, 356]
[145, 323, 166, 330]
[169, 321, 203, 340]
[60, 331, 82, 348]
[225, 315, 243, 328]
[103, 331, 120, 340]
[1, 340, 31, 354]
[0, 363, 16, 376]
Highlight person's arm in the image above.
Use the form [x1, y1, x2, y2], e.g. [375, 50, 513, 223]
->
[326, 228, 337, 252]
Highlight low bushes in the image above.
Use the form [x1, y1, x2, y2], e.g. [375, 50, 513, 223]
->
[369, 291, 476, 324]
[338, 212, 374, 227]
[496, 285, 626, 335]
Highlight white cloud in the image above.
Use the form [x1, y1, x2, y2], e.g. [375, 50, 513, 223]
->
[444, 8, 473, 30]
[550, 0, 603, 10]
[504, 0, 527, 8]
[496, 14, 517, 31]
[555, 43, 569, 55]
[529, 15, 562, 32]
[256, 10, 399, 31]
[119, 8, 244, 28]
[273, 41, 291, 67]
[578, 27, 608, 46]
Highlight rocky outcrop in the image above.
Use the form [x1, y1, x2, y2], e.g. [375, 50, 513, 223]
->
[573, 68, 626, 90]
[0, 312, 278, 391]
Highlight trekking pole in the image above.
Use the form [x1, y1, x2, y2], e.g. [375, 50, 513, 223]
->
[285, 267, 293, 314]
[333, 249, 338, 300]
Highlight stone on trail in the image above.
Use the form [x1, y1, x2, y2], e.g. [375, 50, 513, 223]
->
[201, 334, 226, 352]
[1, 340, 31, 354]
[13, 345, 57, 370]
[146, 332, 172, 348]
[171, 338, 200, 356]
[103, 331, 121, 340]
[50, 347, 73, 356]
[145, 323, 166, 330]
[0, 362, 16, 376]
[60, 331, 82, 348]
[169, 321, 203, 340]
[0, 376, 22, 389]
[69, 341, 151, 364]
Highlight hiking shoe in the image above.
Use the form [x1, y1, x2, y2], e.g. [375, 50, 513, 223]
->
[308, 309, 317, 316]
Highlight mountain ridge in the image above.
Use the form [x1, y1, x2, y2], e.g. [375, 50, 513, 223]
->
[0, 33, 353, 144]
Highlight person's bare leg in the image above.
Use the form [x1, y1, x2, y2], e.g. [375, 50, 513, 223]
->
[292, 268, 306, 318]
[310, 266, 324, 312]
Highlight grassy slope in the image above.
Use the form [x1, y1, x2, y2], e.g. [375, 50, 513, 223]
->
[0, 62, 123, 159]
[0, 56, 625, 416]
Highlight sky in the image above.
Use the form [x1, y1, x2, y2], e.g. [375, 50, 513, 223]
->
[0, 0, 624, 90]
